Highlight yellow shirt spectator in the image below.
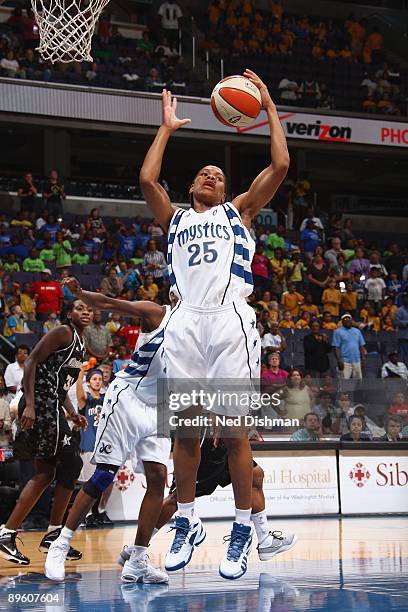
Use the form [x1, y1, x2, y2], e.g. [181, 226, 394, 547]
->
[322, 287, 341, 317]
[281, 290, 304, 317]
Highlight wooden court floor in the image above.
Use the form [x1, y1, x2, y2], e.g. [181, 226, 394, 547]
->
[0, 517, 407, 611]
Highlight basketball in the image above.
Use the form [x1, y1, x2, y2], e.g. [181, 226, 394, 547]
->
[211, 75, 262, 128]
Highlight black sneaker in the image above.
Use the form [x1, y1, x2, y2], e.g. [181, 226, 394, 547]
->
[39, 529, 82, 560]
[97, 511, 114, 526]
[0, 531, 30, 565]
[84, 514, 101, 529]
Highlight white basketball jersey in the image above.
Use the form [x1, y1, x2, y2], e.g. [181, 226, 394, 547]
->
[115, 305, 171, 406]
[167, 202, 255, 307]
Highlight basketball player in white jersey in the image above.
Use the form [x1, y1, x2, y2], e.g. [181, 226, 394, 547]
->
[45, 279, 177, 583]
[140, 69, 291, 580]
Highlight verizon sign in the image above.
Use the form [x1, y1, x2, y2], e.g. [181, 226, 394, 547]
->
[339, 450, 408, 514]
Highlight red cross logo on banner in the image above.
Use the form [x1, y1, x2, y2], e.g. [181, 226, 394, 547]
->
[115, 465, 136, 492]
[349, 462, 371, 488]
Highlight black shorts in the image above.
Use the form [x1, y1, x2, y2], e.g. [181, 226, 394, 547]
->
[169, 438, 257, 498]
[17, 393, 79, 462]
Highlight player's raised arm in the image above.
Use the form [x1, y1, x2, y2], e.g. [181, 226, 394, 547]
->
[139, 89, 191, 231]
[64, 278, 165, 325]
[232, 69, 290, 228]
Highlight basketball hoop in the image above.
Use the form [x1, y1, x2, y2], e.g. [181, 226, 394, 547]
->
[31, 0, 110, 63]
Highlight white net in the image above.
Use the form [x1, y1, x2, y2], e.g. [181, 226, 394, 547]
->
[31, 0, 110, 63]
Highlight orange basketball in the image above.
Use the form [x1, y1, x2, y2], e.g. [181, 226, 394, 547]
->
[211, 75, 262, 128]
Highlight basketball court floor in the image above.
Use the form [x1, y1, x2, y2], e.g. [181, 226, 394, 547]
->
[0, 516, 407, 611]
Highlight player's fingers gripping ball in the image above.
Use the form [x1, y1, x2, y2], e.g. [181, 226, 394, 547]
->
[211, 74, 262, 128]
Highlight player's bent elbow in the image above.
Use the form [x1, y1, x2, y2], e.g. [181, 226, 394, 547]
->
[139, 171, 156, 188]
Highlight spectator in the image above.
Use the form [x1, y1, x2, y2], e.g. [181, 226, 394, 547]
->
[31, 268, 63, 320]
[100, 267, 123, 298]
[322, 278, 341, 318]
[118, 317, 140, 350]
[349, 247, 370, 281]
[23, 248, 45, 272]
[279, 310, 295, 329]
[20, 282, 36, 320]
[332, 313, 367, 380]
[341, 282, 358, 318]
[286, 251, 305, 290]
[260, 352, 288, 388]
[53, 231, 72, 269]
[280, 369, 312, 421]
[3, 253, 20, 272]
[112, 344, 132, 373]
[43, 310, 61, 334]
[381, 351, 408, 380]
[324, 237, 344, 267]
[378, 416, 403, 442]
[298, 78, 321, 107]
[105, 312, 122, 337]
[251, 243, 271, 290]
[299, 207, 324, 233]
[1, 50, 21, 78]
[270, 247, 287, 294]
[300, 220, 321, 259]
[18, 172, 38, 214]
[0, 377, 12, 446]
[291, 412, 321, 441]
[40, 239, 56, 265]
[158, 1, 183, 47]
[3, 305, 31, 344]
[340, 415, 371, 442]
[300, 293, 320, 319]
[386, 244, 404, 280]
[278, 77, 298, 103]
[388, 392, 408, 422]
[281, 283, 304, 317]
[84, 309, 113, 363]
[72, 244, 90, 265]
[138, 274, 159, 301]
[303, 320, 332, 378]
[261, 321, 287, 353]
[365, 267, 386, 311]
[393, 293, 408, 363]
[4, 345, 30, 397]
[43, 170, 65, 218]
[307, 254, 329, 305]
[143, 239, 167, 288]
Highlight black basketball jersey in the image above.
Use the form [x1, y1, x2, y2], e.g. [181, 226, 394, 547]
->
[33, 325, 85, 405]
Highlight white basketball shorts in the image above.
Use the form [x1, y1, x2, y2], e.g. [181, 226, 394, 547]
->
[164, 299, 261, 416]
[92, 377, 171, 471]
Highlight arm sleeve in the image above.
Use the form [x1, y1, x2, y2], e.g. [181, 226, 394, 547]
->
[331, 330, 340, 348]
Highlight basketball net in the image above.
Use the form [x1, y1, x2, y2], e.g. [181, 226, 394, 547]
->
[31, 0, 110, 63]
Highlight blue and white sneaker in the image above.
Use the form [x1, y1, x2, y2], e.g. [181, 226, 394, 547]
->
[219, 522, 252, 580]
[164, 516, 206, 572]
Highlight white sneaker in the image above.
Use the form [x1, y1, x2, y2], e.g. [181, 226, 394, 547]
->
[164, 516, 206, 572]
[257, 531, 298, 561]
[44, 538, 70, 581]
[121, 550, 169, 584]
[219, 522, 252, 580]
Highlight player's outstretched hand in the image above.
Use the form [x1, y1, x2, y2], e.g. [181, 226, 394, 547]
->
[243, 69, 274, 111]
[71, 413, 88, 431]
[162, 89, 191, 132]
[63, 276, 81, 295]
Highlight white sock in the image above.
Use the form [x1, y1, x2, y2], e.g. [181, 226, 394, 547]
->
[177, 501, 195, 520]
[0, 525, 15, 536]
[98, 505, 105, 514]
[59, 526, 74, 542]
[251, 510, 272, 546]
[131, 545, 147, 560]
[235, 507, 252, 526]
[47, 524, 62, 533]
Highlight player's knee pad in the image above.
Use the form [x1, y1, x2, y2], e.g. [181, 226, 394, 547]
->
[56, 453, 83, 490]
[83, 463, 119, 499]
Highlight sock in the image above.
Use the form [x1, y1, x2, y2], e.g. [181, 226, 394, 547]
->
[251, 510, 273, 547]
[98, 505, 105, 515]
[0, 525, 16, 536]
[177, 501, 195, 520]
[235, 507, 252, 526]
[59, 526, 74, 543]
[47, 524, 62, 533]
[131, 545, 147, 561]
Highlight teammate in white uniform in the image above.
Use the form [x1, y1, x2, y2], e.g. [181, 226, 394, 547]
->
[45, 279, 177, 583]
[140, 69, 289, 580]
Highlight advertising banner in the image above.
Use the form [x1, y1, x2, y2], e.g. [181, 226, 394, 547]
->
[339, 450, 408, 514]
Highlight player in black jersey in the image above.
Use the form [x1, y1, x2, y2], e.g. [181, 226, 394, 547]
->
[0, 299, 93, 566]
